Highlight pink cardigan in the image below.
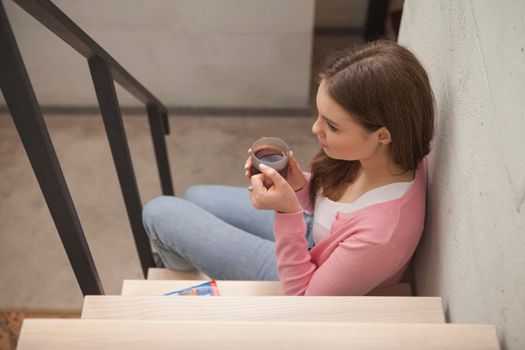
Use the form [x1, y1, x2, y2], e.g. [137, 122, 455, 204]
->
[273, 160, 426, 296]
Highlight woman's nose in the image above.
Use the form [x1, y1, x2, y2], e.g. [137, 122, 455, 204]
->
[312, 117, 322, 136]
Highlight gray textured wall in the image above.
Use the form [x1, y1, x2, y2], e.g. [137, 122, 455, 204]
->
[399, 1, 525, 349]
[2, 0, 314, 108]
[315, 0, 367, 28]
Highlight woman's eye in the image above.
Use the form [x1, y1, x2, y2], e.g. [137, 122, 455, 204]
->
[327, 123, 338, 132]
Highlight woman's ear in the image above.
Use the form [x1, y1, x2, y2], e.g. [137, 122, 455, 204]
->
[377, 127, 392, 145]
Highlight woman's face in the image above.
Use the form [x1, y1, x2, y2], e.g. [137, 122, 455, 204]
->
[312, 80, 385, 161]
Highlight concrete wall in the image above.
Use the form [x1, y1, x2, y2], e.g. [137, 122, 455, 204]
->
[315, 0, 367, 28]
[398, 1, 525, 349]
[2, 0, 314, 108]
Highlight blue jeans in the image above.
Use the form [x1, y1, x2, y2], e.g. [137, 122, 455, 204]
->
[142, 185, 314, 281]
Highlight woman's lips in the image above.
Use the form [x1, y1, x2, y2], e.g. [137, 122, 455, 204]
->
[318, 140, 328, 148]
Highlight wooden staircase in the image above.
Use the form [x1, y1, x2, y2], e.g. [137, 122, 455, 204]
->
[16, 268, 500, 349]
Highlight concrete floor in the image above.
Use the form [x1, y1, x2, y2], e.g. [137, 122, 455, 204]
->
[0, 22, 363, 310]
[0, 113, 321, 309]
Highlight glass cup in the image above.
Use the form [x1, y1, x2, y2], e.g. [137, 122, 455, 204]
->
[250, 137, 289, 180]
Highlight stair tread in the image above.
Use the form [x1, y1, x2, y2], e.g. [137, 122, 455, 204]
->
[122, 279, 282, 296]
[82, 295, 445, 323]
[17, 319, 500, 350]
[122, 279, 412, 296]
[147, 268, 209, 280]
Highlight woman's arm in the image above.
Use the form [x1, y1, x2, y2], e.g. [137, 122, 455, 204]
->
[274, 212, 402, 295]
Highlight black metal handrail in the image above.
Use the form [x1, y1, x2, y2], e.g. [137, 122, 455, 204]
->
[12, 0, 170, 132]
[0, 0, 174, 295]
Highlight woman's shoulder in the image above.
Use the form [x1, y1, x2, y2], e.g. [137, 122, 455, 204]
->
[334, 162, 427, 246]
[334, 199, 424, 250]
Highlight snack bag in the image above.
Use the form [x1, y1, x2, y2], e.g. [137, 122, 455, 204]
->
[164, 280, 220, 296]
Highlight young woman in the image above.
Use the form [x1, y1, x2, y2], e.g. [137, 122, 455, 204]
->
[142, 40, 434, 296]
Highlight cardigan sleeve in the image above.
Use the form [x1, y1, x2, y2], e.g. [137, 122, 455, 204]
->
[273, 211, 315, 294]
[274, 212, 402, 296]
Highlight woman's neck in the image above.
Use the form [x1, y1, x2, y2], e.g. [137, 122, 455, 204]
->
[337, 154, 414, 203]
[359, 153, 414, 185]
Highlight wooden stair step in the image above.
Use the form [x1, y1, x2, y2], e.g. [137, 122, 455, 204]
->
[122, 279, 282, 296]
[122, 279, 412, 296]
[17, 319, 500, 349]
[147, 267, 209, 280]
[81, 295, 445, 323]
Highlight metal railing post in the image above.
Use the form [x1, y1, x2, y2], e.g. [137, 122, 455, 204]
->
[88, 55, 154, 276]
[0, 0, 103, 296]
[147, 105, 175, 196]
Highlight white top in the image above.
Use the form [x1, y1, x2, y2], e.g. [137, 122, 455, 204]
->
[312, 181, 414, 244]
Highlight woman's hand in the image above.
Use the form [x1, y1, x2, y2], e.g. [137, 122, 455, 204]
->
[245, 149, 307, 191]
[286, 150, 308, 191]
[249, 164, 302, 214]
[244, 149, 255, 179]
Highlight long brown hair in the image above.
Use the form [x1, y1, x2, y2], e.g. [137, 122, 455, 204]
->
[309, 40, 434, 204]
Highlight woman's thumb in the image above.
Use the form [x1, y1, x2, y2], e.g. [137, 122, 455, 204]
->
[288, 150, 301, 171]
[258, 164, 285, 184]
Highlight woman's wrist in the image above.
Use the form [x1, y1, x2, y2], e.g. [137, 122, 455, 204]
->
[276, 198, 302, 214]
[293, 181, 308, 192]
[276, 207, 302, 214]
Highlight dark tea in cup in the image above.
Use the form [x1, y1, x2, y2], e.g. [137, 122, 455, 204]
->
[250, 137, 289, 180]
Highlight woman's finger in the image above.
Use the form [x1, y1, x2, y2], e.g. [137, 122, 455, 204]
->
[250, 174, 267, 193]
[244, 156, 253, 178]
[288, 150, 302, 171]
[285, 153, 296, 178]
[258, 164, 286, 186]
[244, 157, 252, 170]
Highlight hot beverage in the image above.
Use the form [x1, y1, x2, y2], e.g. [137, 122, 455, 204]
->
[249, 137, 290, 187]
[251, 147, 288, 178]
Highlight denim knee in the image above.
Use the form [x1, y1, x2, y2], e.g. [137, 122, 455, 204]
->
[143, 196, 173, 224]
[142, 196, 178, 243]
[184, 185, 209, 205]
